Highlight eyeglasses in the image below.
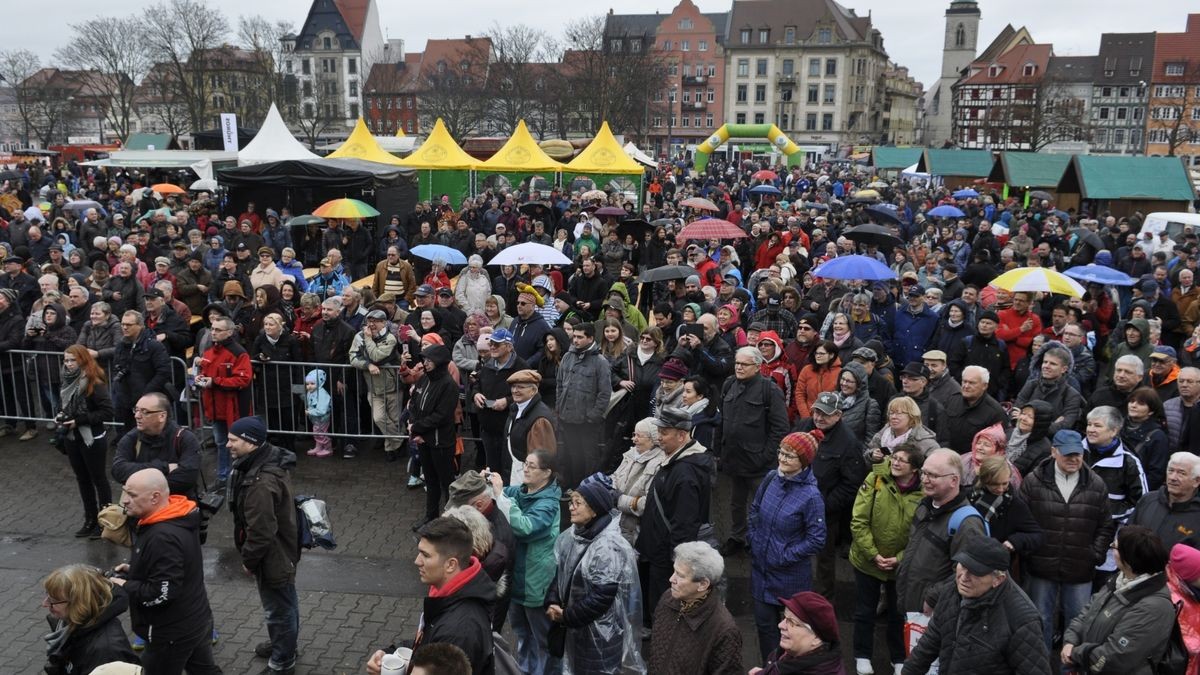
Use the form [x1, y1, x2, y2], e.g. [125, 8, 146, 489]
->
[133, 408, 166, 417]
[777, 450, 800, 461]
[42, 596, 67, 608]
[781, 616, 813, 631]
[891, 456, 912, 466]
[920, 469, 955, 481]
[516, 300, 531, 306]
[814, 351, 830, 357]
[639, 336, 656, 343]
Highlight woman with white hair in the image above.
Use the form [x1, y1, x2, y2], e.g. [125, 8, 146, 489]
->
[610, 417, 666, 547]
[455, 255, 493, 315]
[647, 542, 743, 674]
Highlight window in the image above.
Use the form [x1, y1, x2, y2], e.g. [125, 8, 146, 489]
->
[754, 112, 765, 123]
[349, 80, 358, 97]
[1166, 63, 1185, 76]
[321, 58, 335, 74]
[662, 40, 671, 50]
[406, 120, 415, 133]
[825, 58, 837, 76]
[694, 115, 701, 127]
[302, 81, 312, 97]
[972, 88, 981, 100]
[1116, 107, 1127, 120]
[699, 40, 708, 51]
[780, 113, 789, 128]
[1103, 57, 1116, 77]
[955, 24, 965, 47]
[681, 40, 689, 51]
[755, 84, 766, 102]
[302, 59, 311, 75]
[1133, 107, 1143, 121]
[652, 116, 663, 128]
[737, 59, 749, 77]
[1194, 107, 1200, 121]
[1114, 129, 1125, 146]
[285, 60, 293, 74]
[1101, 86, 1113, 97]
[1131, 129, 1142, 148]
[821, 113, 833, 130]
[817, 28, 831, 44]
[781, 88, 793, 101]
[631, 39, 642, 52]
[304, 102, 313, 118]
[668, 89, 677, 103]
[992, 88, 1002, 100]
[683, 90, 691, 103]
[679, 18, 692, 29]
[805, 113, 817, 130]
[807, 85, 819, 103]
[708, 65, 716, 76]
[823, 84, 835, 104]
[322, 36, 332, 50]
[736, 85, 747, 103]
[610, 39, 622, 52]
[680, 116, 689, 127]
[707, 88, 715, 102]
[756, 59, 768, 77]
[323, 81, 337, 95]
[740, 29, 751, 43]
[668, 64, 678, 76]
[669, 115, 676, 127]
[988, 64, 1001, 77]
[1130, 57, 1142, 76]
[706, 113, 714, 128]
[782, 59, 794, 76]
[350, 103, 359, 119]
[682, 65, 691, 77]
[809, 58, 820, 77]
[348, 58, 357, 74]
[1022, 63, 1036, 76]
[759, 29, 770, 44]
[653, 89, 663, 102]
[736, 112, 746, 124]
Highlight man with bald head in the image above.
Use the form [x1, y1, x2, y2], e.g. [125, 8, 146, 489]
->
[109, 468, 220, 674]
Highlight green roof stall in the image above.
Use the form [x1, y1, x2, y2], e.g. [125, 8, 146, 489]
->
[1057, 155, 1196, 218]
[916, 149, 994, 188]
[871, 147, 924, 171]
[987, 152, 1072, 188]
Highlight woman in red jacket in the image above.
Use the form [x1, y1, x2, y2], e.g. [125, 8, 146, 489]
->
[196, 315, 253, 488]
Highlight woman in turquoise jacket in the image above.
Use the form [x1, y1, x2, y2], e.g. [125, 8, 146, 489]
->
[489, 448, 562, 675]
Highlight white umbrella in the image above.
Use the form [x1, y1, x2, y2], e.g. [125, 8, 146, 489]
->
[190, 179, 218, 191]
[488, 242, 572, 266]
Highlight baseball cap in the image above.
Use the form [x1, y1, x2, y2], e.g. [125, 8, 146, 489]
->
[1052, 429, 1086, 455]
[811, 391, 843, 415]
[437, 287, 454, 297]
[414, 284, 434, 297]
[489, 328, 514, 344]
[1152, 345, 1178, 360]
[952, 536, 1011, 575]
[906, 285, 924, 297]
[143, 287, 165, 299]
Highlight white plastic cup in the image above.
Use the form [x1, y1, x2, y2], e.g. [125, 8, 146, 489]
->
[380, 653, 406, 675]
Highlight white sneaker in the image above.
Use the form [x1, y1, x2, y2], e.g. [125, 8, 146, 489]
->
[893, 664, 904, 675]
[855, 658, 874, 675]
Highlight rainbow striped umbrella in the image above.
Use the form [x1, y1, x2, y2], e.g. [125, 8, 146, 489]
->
[989, 268, 1085, 297]
[312, 198, 380, 219]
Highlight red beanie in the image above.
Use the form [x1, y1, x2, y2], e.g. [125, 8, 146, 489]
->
[780, 429, 823, 465]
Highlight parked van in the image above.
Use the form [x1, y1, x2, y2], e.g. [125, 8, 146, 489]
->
[1138, 212, 1200, 242]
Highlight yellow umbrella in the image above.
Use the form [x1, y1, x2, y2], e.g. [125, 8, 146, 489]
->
[852, 189, 880, 199]
[989, 268, 1085, 297]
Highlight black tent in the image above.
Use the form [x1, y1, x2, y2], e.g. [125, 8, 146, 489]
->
[192, 126, 259, 150]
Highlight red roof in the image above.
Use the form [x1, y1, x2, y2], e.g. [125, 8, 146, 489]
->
[1152, 20, 1200, 81]
[332, 0, 370, 43]
[959, 43, 1053, 86]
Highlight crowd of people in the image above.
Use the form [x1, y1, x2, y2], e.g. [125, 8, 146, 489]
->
[14, 153, 1200, 675]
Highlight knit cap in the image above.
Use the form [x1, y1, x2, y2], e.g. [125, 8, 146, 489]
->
[1170, 543, 1200, 582]
[780, 429, 824, 465]
[659, 358, 689, 381]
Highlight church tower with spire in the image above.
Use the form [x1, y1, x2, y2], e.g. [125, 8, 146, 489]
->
[924, 0, 980, 146]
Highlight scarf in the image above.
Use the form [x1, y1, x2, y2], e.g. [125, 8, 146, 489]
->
[637, 345, 654, 365]
[878, 426, 912, 451]
[948, 317, 963, 329]
[59, 366, 88, 422]
[1008, 428, 1031, 462]
[832, 330, 851, 346]
[683, 398, 709, 417]
[971, 488, 1011, 523]
[1115, 571, 1152, 592]
[678, 590, 710, 618]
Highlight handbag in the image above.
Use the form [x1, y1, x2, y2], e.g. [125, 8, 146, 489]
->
[651, 482, 719, 549]
[97, 494, 131, 547]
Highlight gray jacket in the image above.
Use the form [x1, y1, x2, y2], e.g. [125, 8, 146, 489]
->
[348, 328, 401, 397]
[1064, 572, 1175, 675]
[555, 340, 611, 424]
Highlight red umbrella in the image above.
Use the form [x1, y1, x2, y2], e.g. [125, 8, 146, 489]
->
[752, 170, 777, 181]
[680, 196, 720, 212]
[677, 219, 747, 240]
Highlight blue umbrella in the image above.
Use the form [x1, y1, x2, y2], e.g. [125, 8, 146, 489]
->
[803, 202, 830, 211]
[952, 188, 979, 199]
[749, 185, 782, 196]
[812, 255, 896, 281]
[1064, 264, 1135, 287]
[411, 244, 467, 265]
[927, 205, 965, 219]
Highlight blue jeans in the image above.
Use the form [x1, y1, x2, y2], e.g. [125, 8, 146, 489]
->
[213, 420, 230, 481]
[852, 569, 904, 664]
[257, 581, 299, 671]
[754, 599, 782, 664]
[508, 603, 561, 675]
[1025, 574, 1091, 651]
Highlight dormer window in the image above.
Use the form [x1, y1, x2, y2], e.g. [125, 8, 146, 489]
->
[988, 64, 1001, 77]
[1022, 63, 1036, 76]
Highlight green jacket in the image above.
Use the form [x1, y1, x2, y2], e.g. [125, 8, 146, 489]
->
[609, 282, 647, 333]
[850, 458, 924, 581]
[500, 481, 562, 607]
[1106, 317, 1153, 379]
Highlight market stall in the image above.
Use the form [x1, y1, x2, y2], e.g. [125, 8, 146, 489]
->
[396, 118, 477, 203]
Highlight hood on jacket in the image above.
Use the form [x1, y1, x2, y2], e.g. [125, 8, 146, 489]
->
[200, 302, 233, 326]
[531, 274, 555, 295]
[547, 326, 570, 353]
[43, 302, 67, 330]
[1028, 338, 1075, 379]
[941, 299, 970, 326]
[683, 302, 703, 319]
[1126, 317, 1150, 343]
[1022, 399, 1055, 443]
[256, 283, 281, 309]
[609, 281, 633, 305]
[718, 303, 741, 330]
[305, 368, 327, 389]
[758, 330, 784, 363]
[422, 344, 452, 371]
[841, 361, 869, 395]
[972, 422, 1008, 457]
[489, 294, 508, 316]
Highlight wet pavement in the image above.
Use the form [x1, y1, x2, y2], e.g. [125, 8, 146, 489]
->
[0, 434, 888, 673]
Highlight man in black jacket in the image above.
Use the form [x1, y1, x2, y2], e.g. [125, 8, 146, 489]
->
[366, 517, 495, 675]
[410, 345, 460, 527]
[902, 536, 1050, 675]
[112, 310, 172, 437]
[0, 288, 34, 437]
[939, 365, 1010, 455]
[227, 416, 300, 675]
[0, 255, 39, 315]
[636, 407, 715, 624]
[472, 330, 527, 481]
[796, 391, 868, 599]
[447, 470, 516, 632]
[108, 468, 219, 674]
[112, 392, 200, 498]
[340, 218, 373, 280]
[948, 311, 1010, 401]
[310, 297, 360, 456]
[1129, 451, 1200, 550]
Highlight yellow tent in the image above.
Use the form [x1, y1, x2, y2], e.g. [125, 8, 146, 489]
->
[566, 122, 643, 174]
[397, 118, 476, 170]
[395, 127, 406, 138]
[475, 120, 563, 173]
[326, 118, 405, 165]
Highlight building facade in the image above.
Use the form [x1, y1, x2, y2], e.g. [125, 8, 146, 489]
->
[952, 43, 1053, 150]
[1090, 33, 1154, 155]
[882, 63, 922, 145]
[723, 0, 890, 153]
[924, 0, 981, 148]
[1146, 14, 1200, 165]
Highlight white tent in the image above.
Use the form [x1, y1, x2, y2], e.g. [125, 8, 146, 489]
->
[237, 103, 319, 167]
[900, 162, 936, 186]
[623, 141, 656, 168]
[81, 150, 237, 181]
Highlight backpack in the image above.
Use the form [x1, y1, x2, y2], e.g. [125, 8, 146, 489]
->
[947, 502, 990, 537]
[1152, 600, 1187, 675]
[295, 495, 337, 552]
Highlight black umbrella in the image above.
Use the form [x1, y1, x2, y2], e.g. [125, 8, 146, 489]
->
[618, 218, 653, 240]
[1028, 190, 1053, 202]
[519, 201, 551, 217]
[638, 265, 696, 282]
[843, 223, 904, 250]
[866, 204, 902, 226]
[0, 170, 21, 182]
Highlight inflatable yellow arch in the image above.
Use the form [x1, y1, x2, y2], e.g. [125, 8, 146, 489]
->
[694, 123, 804, 172]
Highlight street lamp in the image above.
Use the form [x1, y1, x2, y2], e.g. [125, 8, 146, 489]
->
[666, 85, 677, 159]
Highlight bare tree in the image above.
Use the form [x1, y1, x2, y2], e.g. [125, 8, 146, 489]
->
[486, 23, 559, 137]
[0, 49, 41, 146]
[1025, 77, 1092, 152]
[293, 74, 340, 149]
[1146, 60, 1200, 157]
[417, 39, 491, 140]
[55, 17, 152, 143]
[139, 64, 191, 138]
[142, 0, 230, 132]
[237, 14, 294, 126]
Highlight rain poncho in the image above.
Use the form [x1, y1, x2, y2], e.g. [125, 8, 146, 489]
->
[551, 511, 645, 674]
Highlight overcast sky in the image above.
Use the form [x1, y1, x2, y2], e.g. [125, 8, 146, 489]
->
[11, 0, 1191, 89]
